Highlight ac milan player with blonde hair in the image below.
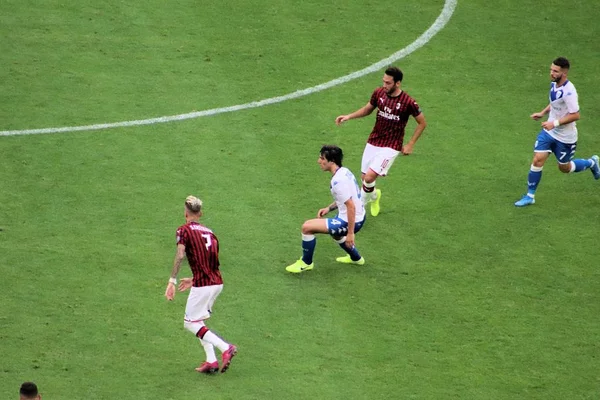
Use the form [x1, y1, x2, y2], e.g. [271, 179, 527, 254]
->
[164, 195, 237, 374]
[335, 66, 427, 216]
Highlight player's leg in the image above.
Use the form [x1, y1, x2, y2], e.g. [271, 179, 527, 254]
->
[205, 286, 237, 374]
[363, 168, 382, 216]
[184, 287, 230, 353]
[334, 236, 365, 264]
[285, 218, 329, 273]
[554, 141, 599, 178]
[364, 147, 399, 216]
[334, 218, 366, 264]
[196, 339, 218, 369]
[360, 144, 378, 205]
[197, 324, 237, 373]
[362, 168, 378, 201]
[194, 326, 229, 353]
[300, 218, 329, 264]
[184, 286, 235, 373]
[515, 131, 551, 207]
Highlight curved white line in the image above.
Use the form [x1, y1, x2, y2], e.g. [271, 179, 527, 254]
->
[0, 0, 457, 137]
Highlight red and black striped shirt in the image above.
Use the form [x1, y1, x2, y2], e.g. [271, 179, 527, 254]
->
[368, 87, 422, 151]
[176, 222, 223, 287]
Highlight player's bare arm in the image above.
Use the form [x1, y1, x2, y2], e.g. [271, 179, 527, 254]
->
[402, 113, 427, 155]
[541, 111, 580, 130]
[344, 198, 356, 248]
[531, 104, 551, 120]
[335, 102, 376, 125]
[165, 244, 186, 301]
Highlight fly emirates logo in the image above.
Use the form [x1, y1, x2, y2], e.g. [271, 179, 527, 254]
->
[378, 105, 400, 121]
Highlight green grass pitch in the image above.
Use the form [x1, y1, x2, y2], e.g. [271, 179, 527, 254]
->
[1, 0, 600, 398]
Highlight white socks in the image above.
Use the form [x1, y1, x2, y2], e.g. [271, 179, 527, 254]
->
[362, 180, 376, 203]
[202, 330, 229, 353]
[200, 339, 217, 363]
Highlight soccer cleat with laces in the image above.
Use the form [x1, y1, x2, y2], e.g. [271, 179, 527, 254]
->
[514, 194, 535, 207]
[195, 361, 219, 374]
[370, 189, 382, 216]
[220, 344, 238, 373]
[591, 155, 600, 180]
[285, 259, 314, 273]
[335, 255, 365, 265]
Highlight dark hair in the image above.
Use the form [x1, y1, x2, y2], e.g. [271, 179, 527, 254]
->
[20, 382, 38, 397]
[553, 57, 570, 70]
[385, 66, 403, 83]
[320, 145, 343, 167]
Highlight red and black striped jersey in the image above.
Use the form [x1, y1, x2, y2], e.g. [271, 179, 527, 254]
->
[368, 87, 422, 151]
[176, 222, 223, 287]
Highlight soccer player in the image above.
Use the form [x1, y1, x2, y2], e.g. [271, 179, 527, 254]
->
[515, 57, 600, 207]
[19, 382, 41, 400]
[164, 196, 237, 374]
[286, 145, 367, 273]
[335, 66, 427, 216]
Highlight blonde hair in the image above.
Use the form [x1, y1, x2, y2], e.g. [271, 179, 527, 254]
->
[185, 195, 203, 214]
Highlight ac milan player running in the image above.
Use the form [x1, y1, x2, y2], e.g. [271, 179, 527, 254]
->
[335, 66, 427, 216]
[165, 196, 237, 374]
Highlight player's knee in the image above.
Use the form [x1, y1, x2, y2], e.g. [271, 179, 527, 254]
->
[301, 221, 313, 234]
[301, 222, 310, 234]
[532, 153, 548, 167]
[558, 163, 571, 173]
[532, 158, 545, 168]
[184, 320, 204, 335]
[363, 175, 377, 184]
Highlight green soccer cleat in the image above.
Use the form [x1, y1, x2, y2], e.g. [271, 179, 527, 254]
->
[370, 189, 382, 216]
[285, 259, 314, 273]
[335, 255, 365, 265]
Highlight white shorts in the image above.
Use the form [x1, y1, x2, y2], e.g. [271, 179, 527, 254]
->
[361, 143, 400, 176]
[184, 284, 223, 322]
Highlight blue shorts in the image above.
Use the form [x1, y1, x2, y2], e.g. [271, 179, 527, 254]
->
[534, 130, 577, 164]
[326, 216, 365, 237]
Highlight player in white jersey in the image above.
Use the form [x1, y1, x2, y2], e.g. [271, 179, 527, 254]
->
[515, 57, 600, 207]
[286, 145, 367, 273]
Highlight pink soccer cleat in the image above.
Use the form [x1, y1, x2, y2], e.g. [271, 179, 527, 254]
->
[220, 344, 238, 373]
[195, 361, 219, 374]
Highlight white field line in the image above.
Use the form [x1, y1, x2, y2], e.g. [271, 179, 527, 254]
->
[0, 0, 457, 137]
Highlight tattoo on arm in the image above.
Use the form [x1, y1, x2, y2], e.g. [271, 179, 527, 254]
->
[170, 245, 186, 279]
[328, 203, 338, 212]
